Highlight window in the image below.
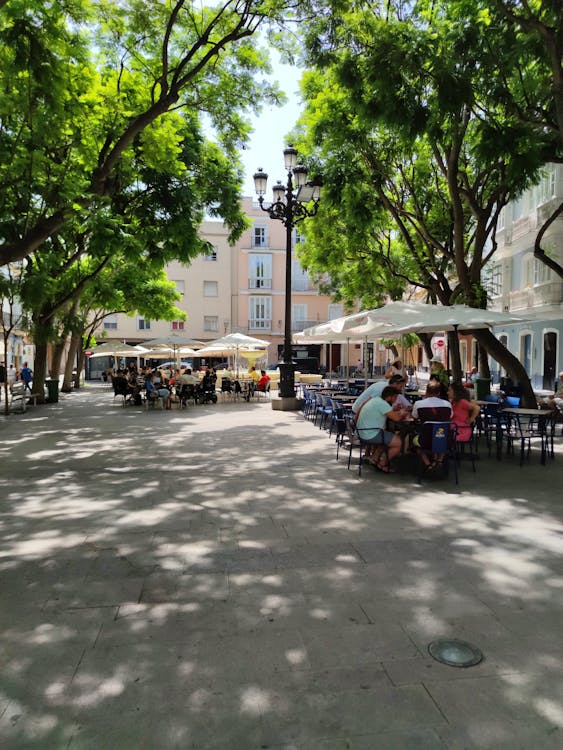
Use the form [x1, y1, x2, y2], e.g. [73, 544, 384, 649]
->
[533, 258, 552, 285]
[328, 304, 343, 320]
[520, 333, 532, 375]
[249, 254, 272, 289]
[292, 259, 312, 291]
[171, 320, 185, 331]
[138, 317, 151, 331]
[292, 304, 308, 331]
[249, 296, 272, 330]
[173, 280, 185, 296]
[203, 280, 218, 297]
[204, 245, 218, 261]
[538, 164, 556, 204]
[512, 192, 527, 221]
[488, 264, 502, 297]
[103, 314, 118, 330]
[253, 225, 267, 248]
[204, 316, 219, 332]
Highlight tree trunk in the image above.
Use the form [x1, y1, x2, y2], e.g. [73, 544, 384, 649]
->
[418, 333, 434, 363]
[447, 330, 463, 383]
[2, 330, 10, 415]
[50, 339, 66, 379]
[62, 332, 80, 392]
[478, 343, 490, 379]
[474, 329, 536, 407]
[74, 348, 85, 389]
[33, 340, 49, 404]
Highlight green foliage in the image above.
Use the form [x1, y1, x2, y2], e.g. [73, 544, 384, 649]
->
[294, 0, 551, 305]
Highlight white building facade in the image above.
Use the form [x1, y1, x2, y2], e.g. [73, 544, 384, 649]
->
[487, 164, 563, 389]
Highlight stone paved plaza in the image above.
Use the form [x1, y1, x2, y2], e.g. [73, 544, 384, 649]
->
[1, 384, 563, 749]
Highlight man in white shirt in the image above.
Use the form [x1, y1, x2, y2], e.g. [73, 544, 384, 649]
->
[178, 367, 198, 385]
[412, 382, 453, 420]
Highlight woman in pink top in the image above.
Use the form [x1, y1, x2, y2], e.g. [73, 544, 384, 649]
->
[448, 383, 480, 441]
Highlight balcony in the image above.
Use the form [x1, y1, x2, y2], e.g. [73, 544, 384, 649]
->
[509, 281, 562, 311]
[291, 279, 317, 292]
[291, 320, 326, 333]
[248, 319, 272, 332]
[248, 278, 272, 290]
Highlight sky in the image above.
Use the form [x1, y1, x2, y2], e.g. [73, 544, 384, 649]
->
[238, 59, 304, 197]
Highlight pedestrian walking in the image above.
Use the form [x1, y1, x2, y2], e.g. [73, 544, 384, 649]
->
[20, 361, 33, 392]
[7, 363, 17, 390]
[0, 361, 5, 401]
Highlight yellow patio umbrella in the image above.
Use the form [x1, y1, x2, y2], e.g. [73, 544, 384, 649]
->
[238, 350, 267, 370]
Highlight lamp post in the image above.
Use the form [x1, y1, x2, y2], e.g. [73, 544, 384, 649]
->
[253, 146, 321, 401]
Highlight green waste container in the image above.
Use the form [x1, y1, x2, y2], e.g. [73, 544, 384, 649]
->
[46, 378, 59, 403]
[474, 377, 491, 401]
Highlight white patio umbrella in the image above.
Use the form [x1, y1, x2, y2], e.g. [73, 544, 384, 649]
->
[142, 335, 204, 365]
[147, 347, 198, 360]
[195, 333, 270, 376]
[87, 342, 149, 357]
[86, 342, 149, 371]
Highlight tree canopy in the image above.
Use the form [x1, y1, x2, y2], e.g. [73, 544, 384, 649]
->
[293, 0, 557, 402]
[0, 0, 288, 266]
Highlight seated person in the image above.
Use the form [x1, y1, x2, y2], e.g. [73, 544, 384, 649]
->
[144, 374, 171, 408]
[388, 375, 410, 410]
[385, 358, 404, 380]
[355, 386, 408, 473]
[543, 371, 563, 415]
[464, 366, 480, 388]
[112, 370, 129, 396]
[144, 374, 158, 401]
[413, 381, 453, 421]
[201, 370, 215, 391]
[178, 367, 198, 385]
[256, 370, 271, 392]
[448, 383, 480, 441]
[127, 371, 143, 405]
[351, 379, 388, 414]
[412, 382, 453, 472]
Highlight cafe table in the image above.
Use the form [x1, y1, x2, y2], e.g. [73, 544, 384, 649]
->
[498, 407, 554, 465]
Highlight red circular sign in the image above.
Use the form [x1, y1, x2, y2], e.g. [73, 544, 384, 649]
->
[436, 340, 444, 347]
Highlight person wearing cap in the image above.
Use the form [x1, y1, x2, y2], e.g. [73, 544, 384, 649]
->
[385, 358, 404, 379]
[429, 356, 449, 399]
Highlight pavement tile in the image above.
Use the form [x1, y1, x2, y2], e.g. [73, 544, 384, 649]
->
[96, 599, 238, 646]
[2, 387, 563, 749]
[436, 721, 563, 750]
[299, 623, 420, 670]
[260, 684, 446, 745]
[316, 727, 447, 749]
[44, 577, 144, 608]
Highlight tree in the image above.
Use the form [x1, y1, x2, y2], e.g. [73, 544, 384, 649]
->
[487, 0, 563, 278]
[294, 0, 545, 403]
[0, 0, 287, 266]
[0, 263, 27, 413]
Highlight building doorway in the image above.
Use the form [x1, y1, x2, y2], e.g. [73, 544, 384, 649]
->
[543, 331, 557, 390]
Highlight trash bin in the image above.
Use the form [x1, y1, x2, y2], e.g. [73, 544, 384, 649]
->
[474, 377, 491, 400]
[46, 378, 59, 403]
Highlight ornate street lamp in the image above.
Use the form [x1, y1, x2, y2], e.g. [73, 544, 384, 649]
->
[253, 146, 321, 401]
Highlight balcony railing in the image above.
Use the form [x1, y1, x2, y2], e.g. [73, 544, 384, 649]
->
[248, 278, 272, 289]
[509, 281, 562, 311]
[291, 279, 317, 292]
[291, 320, 326, 332]
[248, 319, 272, 331]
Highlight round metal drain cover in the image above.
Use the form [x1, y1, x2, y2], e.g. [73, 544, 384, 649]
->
[428, 639, 483, 668]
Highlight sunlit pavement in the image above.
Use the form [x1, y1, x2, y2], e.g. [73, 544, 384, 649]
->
[1, 384, 563, 749]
